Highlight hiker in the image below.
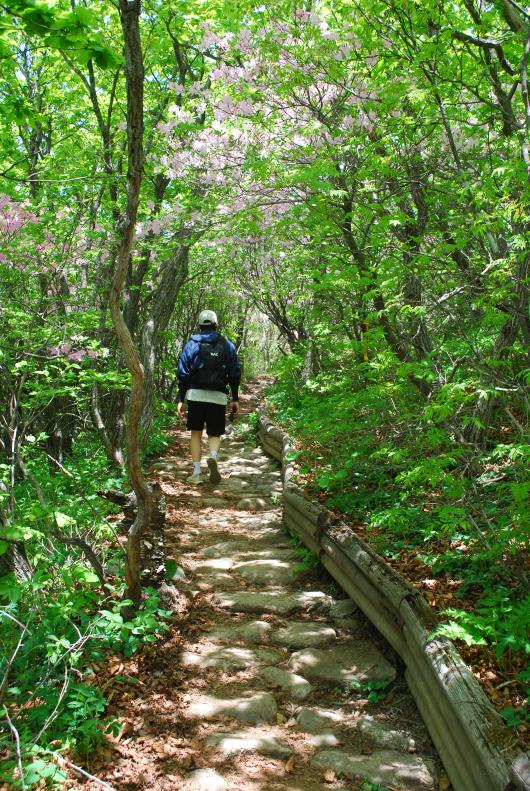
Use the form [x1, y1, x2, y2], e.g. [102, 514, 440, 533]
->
[177, 309, 241, 484]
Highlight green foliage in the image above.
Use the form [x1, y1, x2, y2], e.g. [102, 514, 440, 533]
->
[267, 346, 529, 725]
[286, 526, 320, 570]
[1, 0, 530, 774]
[435, 592, 530, 657]
[142, 400, 174, 458]
[1, 0, 121, 67]
[343, 676, 392, 703]
[0, 433, 171, 788]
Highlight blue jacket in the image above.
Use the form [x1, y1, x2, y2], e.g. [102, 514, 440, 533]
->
[178, 330, 241, 403]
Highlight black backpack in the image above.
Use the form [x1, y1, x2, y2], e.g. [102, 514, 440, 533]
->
[190, 336, 229, 391]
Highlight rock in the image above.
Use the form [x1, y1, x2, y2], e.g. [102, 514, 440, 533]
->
[199, 497, 227, 508]
[206, 620, 273, 645]
[150, 461, 188, 472]
[180, 646, 282, 672]
[194, 558, 234, 572]
[218, 479, 251, 493]
[192, 571, 240, 590]
[330, 599, 358, 619]
[260, 666, 313, 700]
[236, 497, 269, 511]
[271, 621, 337, 649]
[289, 644, 396, 687]
[296, 707, 346, 733]
[234, 559, 300, 585]
[311, 749, 439, 790]
[307, 733, 341, 747]
[230, 459, 267, 469]
[244, 548, 300, 562]
[188, 768, 227, 791]
[170, 564, 187, 581]
[186, 692, 277, 723]
[358, 715, 417, 752]
[334, 616, 363, 631]
[206, 731, 293, 759]
[215, 590, 334, 617]
[202, 540, 256, 558]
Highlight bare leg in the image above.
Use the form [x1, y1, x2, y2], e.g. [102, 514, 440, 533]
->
[190, 430, 202, 463]
[208, 435, 221, 456]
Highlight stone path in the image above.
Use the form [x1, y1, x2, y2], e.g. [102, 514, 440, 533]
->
[155, 422, 442, 791]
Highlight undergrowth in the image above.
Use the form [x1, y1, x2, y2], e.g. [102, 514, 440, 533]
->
[267, 352, 530, 735]
[0, 411, 173, 788]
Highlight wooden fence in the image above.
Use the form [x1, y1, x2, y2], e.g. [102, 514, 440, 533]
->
[258, 415, 528, 791]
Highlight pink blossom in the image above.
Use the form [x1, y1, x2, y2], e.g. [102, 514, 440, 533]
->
[294, 9, 309, 22]
[199, 28, 221, 51]
[0, 195, 39, 236]
[236, 28, 253, 55]
[68, 350, 86, 362]
[236, 99, 254, 116]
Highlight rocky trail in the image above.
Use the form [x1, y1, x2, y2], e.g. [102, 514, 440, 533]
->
[82, 392, 443, 791]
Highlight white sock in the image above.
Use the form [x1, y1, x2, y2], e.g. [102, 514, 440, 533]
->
[210, 450, 218, 460]
[193, 461, 201, 475]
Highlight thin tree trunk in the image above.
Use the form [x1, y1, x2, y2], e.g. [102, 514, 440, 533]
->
[109, 0, 153, 609]
[0, 507, 32, 580]
[463, 316, 520, 444]
[139, 244, 190, 447]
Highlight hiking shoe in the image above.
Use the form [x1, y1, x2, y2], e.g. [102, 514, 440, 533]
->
[186, 472, 205, 485]
[207, 457, 221, 484]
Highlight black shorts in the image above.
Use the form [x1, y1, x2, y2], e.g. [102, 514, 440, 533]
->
[186, 400, 226, 436]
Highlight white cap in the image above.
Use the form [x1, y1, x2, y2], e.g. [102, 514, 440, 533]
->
[198, 309, 218, 325]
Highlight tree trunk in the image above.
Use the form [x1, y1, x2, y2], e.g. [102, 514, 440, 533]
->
[0, 507, 32, 580]
[463, 316, 520, 444]
[139, 243, 190, 448]
[109, 0, 156, 609]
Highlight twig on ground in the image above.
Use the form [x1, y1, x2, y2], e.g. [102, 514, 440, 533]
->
[40, 749, 116, 789]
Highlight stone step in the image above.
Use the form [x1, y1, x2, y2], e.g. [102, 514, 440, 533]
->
[259, 666, 313, 700]
[271, 621, 337, 649]
[179, 645, 283, 672]
[165, 424, 440, 791]
[215, 589, 334, 616]
[289, 644, 396, 687]
[185, 692, 277, 724]
[311, 748, 439, 790]
[205, 729, 293, 759]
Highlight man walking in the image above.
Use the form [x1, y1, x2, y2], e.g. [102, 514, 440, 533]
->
[177, 310, 241, 484]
